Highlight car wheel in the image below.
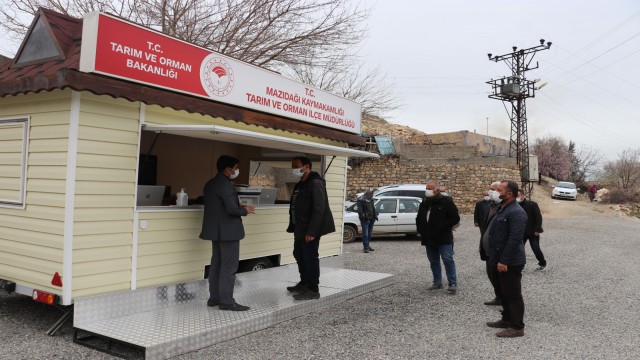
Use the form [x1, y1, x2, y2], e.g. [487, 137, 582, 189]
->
[240, 258, 273, 272]
[343, 225, 358, 243]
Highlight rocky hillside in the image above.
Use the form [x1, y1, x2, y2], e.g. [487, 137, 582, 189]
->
[361, 114, 428, 142]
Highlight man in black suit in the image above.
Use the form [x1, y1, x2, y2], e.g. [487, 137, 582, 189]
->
[200, 155, 255, 311]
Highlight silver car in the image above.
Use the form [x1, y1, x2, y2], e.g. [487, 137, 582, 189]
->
[342, 196, 422, 243]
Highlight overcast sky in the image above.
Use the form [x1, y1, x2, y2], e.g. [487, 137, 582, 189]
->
[1, 1, 638, 161]
[360, 0, 640, 160]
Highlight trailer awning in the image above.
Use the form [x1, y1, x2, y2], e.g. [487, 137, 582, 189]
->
[142, 124, 379, 158]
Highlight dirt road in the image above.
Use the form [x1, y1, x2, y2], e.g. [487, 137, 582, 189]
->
[530, 183, 619, 219]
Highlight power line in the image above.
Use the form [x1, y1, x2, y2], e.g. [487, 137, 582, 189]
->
[547, 9, 640, 74]
[535, 92, 637, 146]
[549, 31, 640, 82]
[544, 45, 640, 92]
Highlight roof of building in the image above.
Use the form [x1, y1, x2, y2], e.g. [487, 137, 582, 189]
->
[0, 8, 363, 146]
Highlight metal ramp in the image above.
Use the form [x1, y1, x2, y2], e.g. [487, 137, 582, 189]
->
[73, 260, 393, 359]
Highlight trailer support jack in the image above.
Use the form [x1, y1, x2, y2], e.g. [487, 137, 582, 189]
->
[46, 305, 73, 336]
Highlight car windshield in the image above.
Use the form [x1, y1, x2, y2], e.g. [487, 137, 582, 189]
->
[556, 182, 576, 189]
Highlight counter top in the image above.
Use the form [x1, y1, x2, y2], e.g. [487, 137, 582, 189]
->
[136, 204, 288, 212]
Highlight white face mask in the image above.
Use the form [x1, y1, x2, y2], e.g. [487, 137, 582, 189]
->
[292, 167, 305, 178]
[483, 196, 490, 201]
[490, 190, 502, 204]
[425, 189, 434, 197]
[229, 168, 239, 180]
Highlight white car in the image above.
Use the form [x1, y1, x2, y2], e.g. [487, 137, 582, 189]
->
[346, 184, 426, 209]
[552, 181, 578, 200]
[353, 184, 426, 200]
[342, 196, 422, 243]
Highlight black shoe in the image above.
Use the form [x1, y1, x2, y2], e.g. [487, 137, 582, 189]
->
[427, 283, 444, 290]
[219, 302, 250, 311]
[367, 247, 375, 252]
[286, 282, 307, 293]
[207, 299, 219, 307]
[484, 298, 502, 306]
[364, 248, 369, 253]
[293, 290, 320, 301]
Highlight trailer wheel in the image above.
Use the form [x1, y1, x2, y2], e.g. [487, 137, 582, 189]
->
[241, 258, 273, 272]
[343, 224, 358, 243]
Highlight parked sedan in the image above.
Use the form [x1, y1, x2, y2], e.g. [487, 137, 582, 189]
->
[342, 196, 422, 243]
[552, 181, 578, 200]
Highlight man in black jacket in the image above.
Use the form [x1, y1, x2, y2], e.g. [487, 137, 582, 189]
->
[485, 180, 527, 337]
[416, 181, 460, 293]
[356, 188, 377, 253]
[518, 189, 547, 270]
[200, 155, 255, 311]
[286, 156, 336, 300]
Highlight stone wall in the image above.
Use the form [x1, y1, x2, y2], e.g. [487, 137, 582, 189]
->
[347, 156, 520, 214]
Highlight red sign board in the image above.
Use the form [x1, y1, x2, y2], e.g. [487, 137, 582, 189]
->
[80, 12, 361, 133]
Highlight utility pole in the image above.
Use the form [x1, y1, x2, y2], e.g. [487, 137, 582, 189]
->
[486, 116, 489, 136]
[486, 39, 551, 197]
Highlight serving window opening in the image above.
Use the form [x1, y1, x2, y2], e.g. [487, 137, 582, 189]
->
[136, 128, 324, 208]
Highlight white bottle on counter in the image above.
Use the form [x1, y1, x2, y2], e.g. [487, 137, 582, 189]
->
[177, 188, 188, 206]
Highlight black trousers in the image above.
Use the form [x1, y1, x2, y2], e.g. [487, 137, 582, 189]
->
[208, 240, 240, 305]
[493, 264, 525, 330]
[524, 234, 547, 267]
[293, 236, 321, 292]
[485, 261, 501, 301]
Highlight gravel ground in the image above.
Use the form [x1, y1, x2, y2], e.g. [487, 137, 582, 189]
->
[2, 197, 640, 359]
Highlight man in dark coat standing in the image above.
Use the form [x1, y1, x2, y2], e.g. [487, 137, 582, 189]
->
[286, 156, 335, 300]
[416, 181, 460, 293]
[518, 189, 547, 270]
[200, 155, 255, 311]
[357, 188, 377, 253]
[485, 180, 527, 337]
[474, 187, 502, 306]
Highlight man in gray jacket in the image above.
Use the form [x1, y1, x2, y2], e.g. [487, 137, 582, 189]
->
[200, 155, 254, 311]
[485, 180, 528, 337]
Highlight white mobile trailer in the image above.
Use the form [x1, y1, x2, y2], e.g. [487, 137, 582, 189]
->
[0, 8, 377, 311]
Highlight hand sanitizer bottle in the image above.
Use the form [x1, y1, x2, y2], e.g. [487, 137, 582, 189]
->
[177, 188, 188, 206]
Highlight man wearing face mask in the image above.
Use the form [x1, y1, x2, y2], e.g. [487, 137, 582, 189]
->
[485, 180, 528, 337]
[286, 156, 335, 300]
[416, 181, 460, 293]
[356, 188, 377, 253]
[517, 189, 547, 270]
[200, 155, 255, 311]
[479, 181, 503, 306]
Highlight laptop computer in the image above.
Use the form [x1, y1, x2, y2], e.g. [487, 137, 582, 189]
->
[258, 188, 278, 205]
[137, 185, 166, 206]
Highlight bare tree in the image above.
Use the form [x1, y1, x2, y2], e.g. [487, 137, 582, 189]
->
[532, 135, 572, 180]
[0, 0, 401, 115]
[603, 148, 640, 189]
[568, 141, 604, 184]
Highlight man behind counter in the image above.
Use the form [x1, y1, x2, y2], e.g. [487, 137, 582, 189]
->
[200, 155, 255, 311]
